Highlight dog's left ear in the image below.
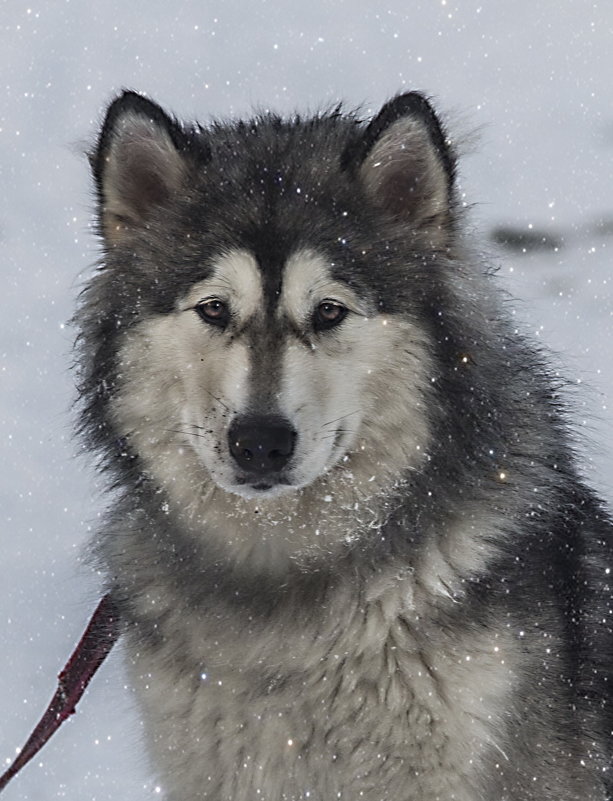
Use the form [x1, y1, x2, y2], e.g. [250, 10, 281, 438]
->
[91, 91, 208, 244]
[342, 93, 456, 245]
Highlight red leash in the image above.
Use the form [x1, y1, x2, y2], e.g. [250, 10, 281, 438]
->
[0, 594, 120, 794]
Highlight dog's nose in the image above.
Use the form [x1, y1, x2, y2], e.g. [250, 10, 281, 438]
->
[228, 416, 297, 474]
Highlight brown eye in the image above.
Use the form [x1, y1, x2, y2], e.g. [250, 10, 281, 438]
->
[313, 301, 348, 331]
[195, 299, 230, 328]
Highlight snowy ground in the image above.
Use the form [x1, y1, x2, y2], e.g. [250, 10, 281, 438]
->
[1, 1, 611, 798]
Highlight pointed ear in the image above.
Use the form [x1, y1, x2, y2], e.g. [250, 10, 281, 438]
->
[91, 91, 207, 244]
[342, 93, 456, 246]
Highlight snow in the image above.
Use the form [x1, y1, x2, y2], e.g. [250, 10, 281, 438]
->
[0, 1, 612, 798]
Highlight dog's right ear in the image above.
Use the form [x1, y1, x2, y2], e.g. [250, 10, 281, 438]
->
[91, 91, 208, 244]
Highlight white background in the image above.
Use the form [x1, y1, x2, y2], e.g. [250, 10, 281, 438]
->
[1, 1, 612, 798]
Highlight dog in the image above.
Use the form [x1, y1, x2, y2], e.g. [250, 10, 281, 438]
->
[77, 90, 612, 800]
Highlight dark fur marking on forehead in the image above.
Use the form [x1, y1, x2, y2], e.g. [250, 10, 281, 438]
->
[242, 225, 297, 317]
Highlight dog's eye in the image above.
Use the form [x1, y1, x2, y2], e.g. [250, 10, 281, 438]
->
[195, 299, 230, 328]
[313, 301, 348, 331]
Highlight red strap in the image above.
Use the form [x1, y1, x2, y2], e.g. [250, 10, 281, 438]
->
[0, 593, 121, 794]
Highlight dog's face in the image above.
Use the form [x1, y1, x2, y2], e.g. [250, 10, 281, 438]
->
[89, 92, 455, 502]
[157, 247, 382, 498]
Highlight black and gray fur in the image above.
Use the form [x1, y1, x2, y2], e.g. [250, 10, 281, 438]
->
[77, 90, 613, 800]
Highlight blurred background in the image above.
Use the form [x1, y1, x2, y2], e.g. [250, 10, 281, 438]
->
[1, 1, 612, 798]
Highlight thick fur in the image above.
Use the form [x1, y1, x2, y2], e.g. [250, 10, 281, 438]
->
[77, 90, 613, 800]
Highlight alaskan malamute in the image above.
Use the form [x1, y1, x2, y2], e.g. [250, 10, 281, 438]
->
[78, 90, 612, 800]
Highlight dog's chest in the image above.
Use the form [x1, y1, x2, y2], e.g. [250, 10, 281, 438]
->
[130, 579, 509, 800]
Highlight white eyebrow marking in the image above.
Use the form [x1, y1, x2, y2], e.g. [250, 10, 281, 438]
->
[180, 249, 264, 320]
[281, 249, 366, 323]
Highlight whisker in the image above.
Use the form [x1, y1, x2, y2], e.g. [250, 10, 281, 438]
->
[321, 430, 355, 441]
[202, 387, 233, 414]
[165, 428, 209, 440]
[321, 410, 361, 429]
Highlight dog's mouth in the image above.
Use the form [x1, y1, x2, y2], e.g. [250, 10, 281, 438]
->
[226, 430, 347, 499]
[234, 474, 293, 492]
[189, 416, 351, 500]
[226, 472, 297, 500]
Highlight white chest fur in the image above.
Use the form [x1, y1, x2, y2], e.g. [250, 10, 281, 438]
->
[127, 568, 514, 801]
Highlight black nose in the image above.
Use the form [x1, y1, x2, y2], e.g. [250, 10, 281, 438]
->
[228, 416, 297, 474]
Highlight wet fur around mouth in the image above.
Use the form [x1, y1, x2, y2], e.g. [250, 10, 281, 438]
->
[75, 90, 613, 800]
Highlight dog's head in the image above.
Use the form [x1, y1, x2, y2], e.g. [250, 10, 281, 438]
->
[83, 91, 458, 502]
